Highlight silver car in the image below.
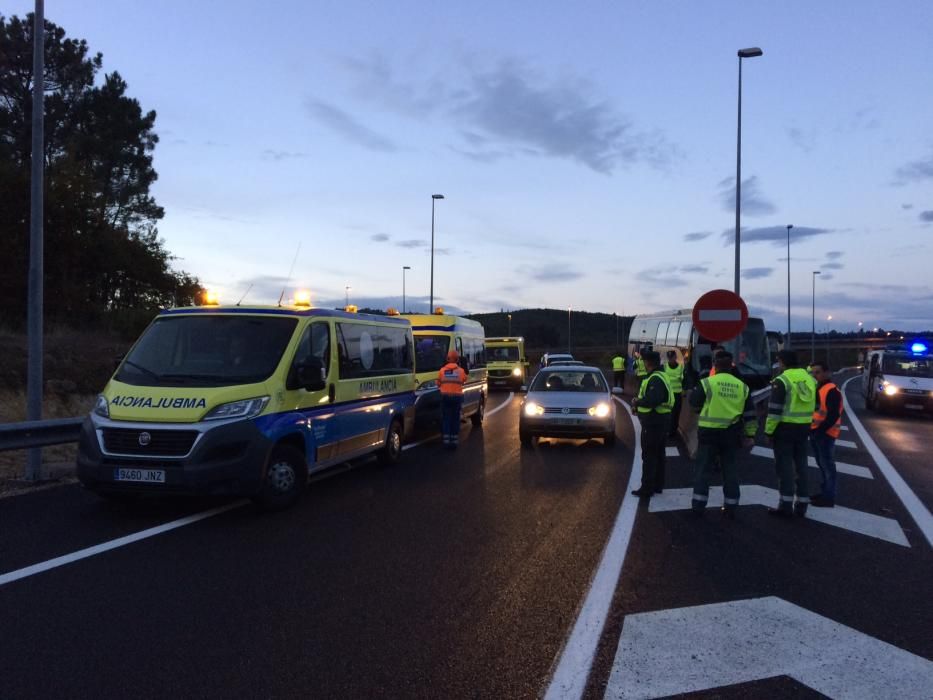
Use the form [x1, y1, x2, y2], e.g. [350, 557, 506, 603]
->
[519, 365, 621, 447]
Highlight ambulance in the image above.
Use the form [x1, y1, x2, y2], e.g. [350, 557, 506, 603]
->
[485, 336, 528, 389]
[77, 295, 417, 509]
[405, 309, 488, 429]
[861, 342, 933, 415]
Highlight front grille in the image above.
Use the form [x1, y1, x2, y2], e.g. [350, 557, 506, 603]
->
[102, 428, 199, 456]
[542, 407, 588, 414]
[489, 369, 513, 378]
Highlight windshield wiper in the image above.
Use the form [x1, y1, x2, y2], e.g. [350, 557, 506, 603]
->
[121, 359, 161, 381]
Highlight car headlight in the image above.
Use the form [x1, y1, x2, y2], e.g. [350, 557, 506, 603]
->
[883, 384, 898, 396]
[524, 402, 544, 416]
[93, 394, 110, 418]
[202, 396, 270, 421]
[589, 402, 611, 418]
[512, 367, 522, 377]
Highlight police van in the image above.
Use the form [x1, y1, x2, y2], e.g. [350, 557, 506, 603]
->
[486, 336, 528, 389]
[77, 296, 417, 509]
[861, 342, 933, 415]
[405, 309, 488, 428]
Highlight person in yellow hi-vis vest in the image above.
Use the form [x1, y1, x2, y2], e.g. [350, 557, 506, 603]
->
[663, 350, 685, 438]
[631, 350, 674, 498]
[765, 350, 817, 517]
[689, 351, 757, 519]
[611, 352, 626, 389]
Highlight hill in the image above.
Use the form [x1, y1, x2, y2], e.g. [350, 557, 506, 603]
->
[467, 309, 633, 352]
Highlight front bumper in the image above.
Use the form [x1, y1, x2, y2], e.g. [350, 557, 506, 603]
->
[520, 414, 614, 438]
[76, 415, 274, 496]
[879, 391, 933, 413]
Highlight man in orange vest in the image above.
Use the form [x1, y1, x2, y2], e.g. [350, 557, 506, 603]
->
[438, 349, 468, 449]
[809, 361, 843, 507]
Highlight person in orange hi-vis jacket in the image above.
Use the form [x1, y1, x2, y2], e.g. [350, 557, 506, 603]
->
[438, 350, 468, 448]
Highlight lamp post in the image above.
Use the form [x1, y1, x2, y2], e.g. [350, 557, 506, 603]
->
[345, 285, 351, 307]
[811, 270, 821, 362]
[402, 266, 411, 313]
[429, 194, 445, 312]
[568, 306, 572, 353]
[733, 46, 763, 296]
[786, 224, 793, 348]
[508, 313, 512, 336]
[826, 315, 833, 366]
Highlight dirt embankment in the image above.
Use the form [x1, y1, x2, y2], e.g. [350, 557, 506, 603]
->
[0, 327, 130, 483]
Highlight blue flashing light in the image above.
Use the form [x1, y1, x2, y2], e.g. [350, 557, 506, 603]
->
[910, 342, 928, 354]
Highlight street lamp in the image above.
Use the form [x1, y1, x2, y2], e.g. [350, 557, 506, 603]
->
[402, 266, 411, 313]
[429, 194, 445, 312]
[733, 46, 763, 296]
[345, 285, 352, 307]
[508, 313, 512, 336]
[568, 306, 572, 353]
[811, 270, 821, 362]
[786, 224, 793, 348]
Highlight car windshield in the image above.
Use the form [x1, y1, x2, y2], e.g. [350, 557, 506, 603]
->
[718, 319, 770, 380]
[531, 370, 607, 392]
[414, 334, 450, 373]
[489, 346, 520, 362]
[115, 314, 298, 387]
[882, 355, 933, 377]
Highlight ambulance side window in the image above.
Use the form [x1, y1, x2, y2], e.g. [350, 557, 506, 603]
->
[290, 322, 331, 387]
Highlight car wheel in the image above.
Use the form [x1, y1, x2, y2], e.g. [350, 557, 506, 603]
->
[471, 396, 485, 427]
[378, 419, 404, 466]
[603, 431, 616, 447]
[254, 444, 307, 511]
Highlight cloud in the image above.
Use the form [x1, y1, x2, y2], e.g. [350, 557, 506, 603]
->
[683, 231, 713, 242]
[821, 261, 844, 270]
[679, 264, 709, 274]
[741, 267, 774, 279]
[304, 99, 398, 152]
[920, 210, 933, 223]
[825, 251, 844, 259]
[894, 151, 933, 184]
[719, 225, 832, 247]
[395, 239, 425, 248]
[370, 233, 390, 242]
[718, 176, 777, 216]
[262, 149, 309, 161]
[635, 267, 688, 287]
[786, 127, 815, 153]
[902, 203, 914, 210]
[520, 263, 584, 282]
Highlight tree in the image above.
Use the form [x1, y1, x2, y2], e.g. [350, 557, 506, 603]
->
[0, 13, 202, 328]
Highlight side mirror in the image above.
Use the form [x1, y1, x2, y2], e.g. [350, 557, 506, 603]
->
[296, 357, 326, 392]
[611, 387, 623, 396]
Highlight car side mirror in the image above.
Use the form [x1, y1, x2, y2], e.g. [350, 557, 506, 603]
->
[296, 357, 326, 392]
[611, 387, 623, 396]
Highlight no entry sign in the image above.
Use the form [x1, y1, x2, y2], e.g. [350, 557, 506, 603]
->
[692, 289, 749, 342]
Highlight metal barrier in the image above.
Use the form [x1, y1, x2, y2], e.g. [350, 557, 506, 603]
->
[0, 417, 84, 452]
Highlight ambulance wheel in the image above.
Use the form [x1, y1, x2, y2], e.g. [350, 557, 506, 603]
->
[471, 396, 485, 427]
[603, 431, 616, 447]
[254, 444, 306, 511]
[378, 419, 404, 466]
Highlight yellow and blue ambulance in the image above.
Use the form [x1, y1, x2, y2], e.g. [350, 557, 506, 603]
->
[485, 336, 528, 389]
[77, 297, 417, 509]
[405, 309, 488, 429]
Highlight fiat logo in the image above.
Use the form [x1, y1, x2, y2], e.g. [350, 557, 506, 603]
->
[561, 407, 570, 414]
[138, 431, 152, 447]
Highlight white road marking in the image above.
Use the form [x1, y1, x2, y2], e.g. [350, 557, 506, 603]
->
[401, 392, 513, 451]
[841, 376, 933, 548]
[665, 446, 679, 457]
[840, 424, 849, 431]
[485, 391, 514, 417]
[0, 500, 248, 588]
[543, 397, 642, 700]
[649, 486, 909, 547]
[749, 445, 873, 480]
[835, 438, 858, 449]
[604, 596, 933, 699]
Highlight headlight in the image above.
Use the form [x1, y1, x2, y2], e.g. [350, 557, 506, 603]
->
[93, 394, 110, 418]
[883, 384, 898, 396]
[202, 396, 270, 421]
[589, 402, 611, 418]
[524, 402, 544, 416]
[511, 367, 522, 377]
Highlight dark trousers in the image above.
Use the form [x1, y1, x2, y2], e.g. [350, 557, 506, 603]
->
[668, 392, 683, 437]
[613, 370, 624, 388]
[693, 426, 740, 512]
[441, 394, 463, 446]
[810, 431, 837, 500]
[773, 433, 810, 510]
[640, 416, 669, 492]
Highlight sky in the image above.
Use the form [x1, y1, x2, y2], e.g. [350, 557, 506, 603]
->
[9, 0, 933, 330]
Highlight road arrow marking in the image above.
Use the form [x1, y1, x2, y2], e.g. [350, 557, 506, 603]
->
[604, 596, 933, 699]
[648, 486, 909, 547]
[749, 446, 873, 479]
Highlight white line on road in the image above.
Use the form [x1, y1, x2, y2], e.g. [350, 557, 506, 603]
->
[749, 446, 873, 480]
[835, 439, 858, 449]
[840, 425, 849, 431]
[485, 391, 514, 418]
[841, 376, 933, 547]
[544, 397, 642, 700]
[665, 446, 680, 457]
[0, 500, 248, 588]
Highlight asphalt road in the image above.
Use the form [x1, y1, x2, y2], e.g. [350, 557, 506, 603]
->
[1, 376, 931, 699]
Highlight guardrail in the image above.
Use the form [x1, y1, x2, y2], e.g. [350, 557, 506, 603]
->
[0, 417, 84, 452]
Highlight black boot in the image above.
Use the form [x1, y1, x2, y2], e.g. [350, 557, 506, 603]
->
[794, 501, 808, 518]
[767, 505, 793, 518]
[721, 506, 737, 520]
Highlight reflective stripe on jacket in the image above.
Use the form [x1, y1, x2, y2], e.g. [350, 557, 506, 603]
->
[438, 363, 467, 395]
[811, 382, 843, 438]
[635, 357, 647, 377]
[663, 362, 684, 394]
[765, 368, 817, 434]
[698, 374, 750, 432]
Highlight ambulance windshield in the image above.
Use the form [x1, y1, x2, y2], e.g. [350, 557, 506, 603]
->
[116, 314, 298, 387]
[414, 335, 450, 373]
